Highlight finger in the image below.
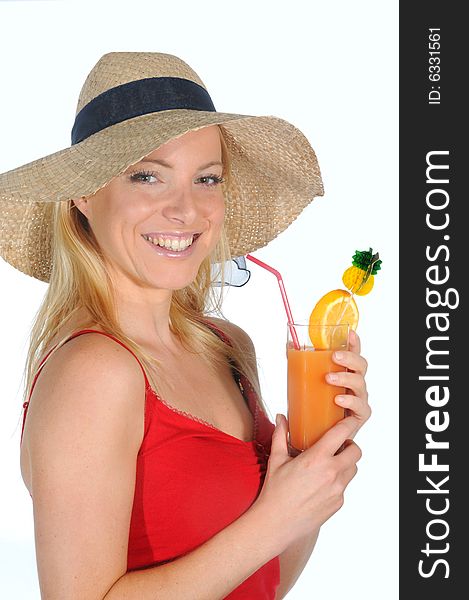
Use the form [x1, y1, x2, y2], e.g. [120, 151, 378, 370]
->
[335, 394, 372, 422]
[325, 372, 367, 398]
[313, 415, 360, 455]
[269, 413, 290, 467]
[340, 462, 361, 489]
[331, 350, 368, 376]
[335, 440, 362, 468]
[348, 329, 361, 355]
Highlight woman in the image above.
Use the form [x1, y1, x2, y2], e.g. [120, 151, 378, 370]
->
[0, 52, 370, 599]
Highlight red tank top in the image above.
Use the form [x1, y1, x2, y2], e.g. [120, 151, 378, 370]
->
[21, 327, 280, 599]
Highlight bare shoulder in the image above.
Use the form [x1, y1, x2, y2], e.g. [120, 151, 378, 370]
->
[206, 316, 256, 354]
[205, 317, 266, 413]
[25, 332, 146, 458]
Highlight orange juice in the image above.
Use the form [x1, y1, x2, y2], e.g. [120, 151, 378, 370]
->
[287, 347, 346, 452]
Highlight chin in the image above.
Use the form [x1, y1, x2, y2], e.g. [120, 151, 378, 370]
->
[148, 267, 204, 292]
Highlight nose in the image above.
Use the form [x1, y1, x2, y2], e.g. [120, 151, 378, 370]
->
[161, 185, 198, 225]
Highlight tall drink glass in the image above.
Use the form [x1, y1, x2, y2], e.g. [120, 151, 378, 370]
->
[287, 322, 349, 456]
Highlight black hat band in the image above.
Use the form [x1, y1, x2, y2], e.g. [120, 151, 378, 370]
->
[71, 76, 216, 145]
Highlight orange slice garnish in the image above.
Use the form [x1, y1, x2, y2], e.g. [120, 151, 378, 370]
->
[308, 289, 359, 349]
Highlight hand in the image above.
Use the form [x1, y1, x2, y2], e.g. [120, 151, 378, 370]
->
[252, 329, 370, 552]
[254, 413, 362, 553]
[327, 329, 371, 439]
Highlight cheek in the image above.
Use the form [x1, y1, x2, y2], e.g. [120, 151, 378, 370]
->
[208, 196, 225, 228]
[213, 206, 225, 230]
[95, 192, 150, 232]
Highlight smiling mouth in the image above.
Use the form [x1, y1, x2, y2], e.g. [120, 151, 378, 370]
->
[141, 233, 201, 252]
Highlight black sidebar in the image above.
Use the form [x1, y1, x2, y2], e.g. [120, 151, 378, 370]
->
[400, 2, 467, 597]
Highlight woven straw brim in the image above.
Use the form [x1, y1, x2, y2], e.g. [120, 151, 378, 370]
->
[0, 109, 323, 282]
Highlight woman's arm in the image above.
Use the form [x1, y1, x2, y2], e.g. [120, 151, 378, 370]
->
[104, 501, 280, 598]
[275, 529, 320, 600]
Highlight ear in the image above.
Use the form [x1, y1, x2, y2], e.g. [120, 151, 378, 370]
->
[72, 196, 91, 219]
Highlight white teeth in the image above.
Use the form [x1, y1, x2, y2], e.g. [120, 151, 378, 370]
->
[143, 234, 196, 252]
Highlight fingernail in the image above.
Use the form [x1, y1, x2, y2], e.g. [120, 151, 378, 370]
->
[275, 414, 280, 426]
[334, 351, 344, 360]
[336, 395, 346, 404]
[327, 373, 338, 383]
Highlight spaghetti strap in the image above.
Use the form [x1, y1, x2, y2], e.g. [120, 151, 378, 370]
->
[59, 329, 151, 390]
[20, 329, 151, 446]
[202, 318, 233, 346]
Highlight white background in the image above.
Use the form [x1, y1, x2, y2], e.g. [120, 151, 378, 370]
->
[0, 0, 398, 597]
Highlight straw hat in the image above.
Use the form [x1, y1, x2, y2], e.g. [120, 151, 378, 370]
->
[0, 51, 324, 282]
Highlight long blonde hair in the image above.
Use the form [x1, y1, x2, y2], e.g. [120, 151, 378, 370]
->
[21, 125, 267, 415]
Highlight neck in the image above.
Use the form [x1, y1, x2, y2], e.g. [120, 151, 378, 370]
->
[115, 289, 175, 350]
[82, 265, 179, 353]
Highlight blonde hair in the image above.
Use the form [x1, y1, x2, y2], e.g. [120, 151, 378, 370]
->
[21, 125, 267, 416]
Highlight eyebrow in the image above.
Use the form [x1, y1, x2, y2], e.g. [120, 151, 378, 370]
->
[138, 158, 223, 170]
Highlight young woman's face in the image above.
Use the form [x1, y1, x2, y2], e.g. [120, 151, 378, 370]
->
[74, 125, 225, 291]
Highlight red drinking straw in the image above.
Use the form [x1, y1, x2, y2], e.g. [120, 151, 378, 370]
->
[246, 254, 300, 350]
